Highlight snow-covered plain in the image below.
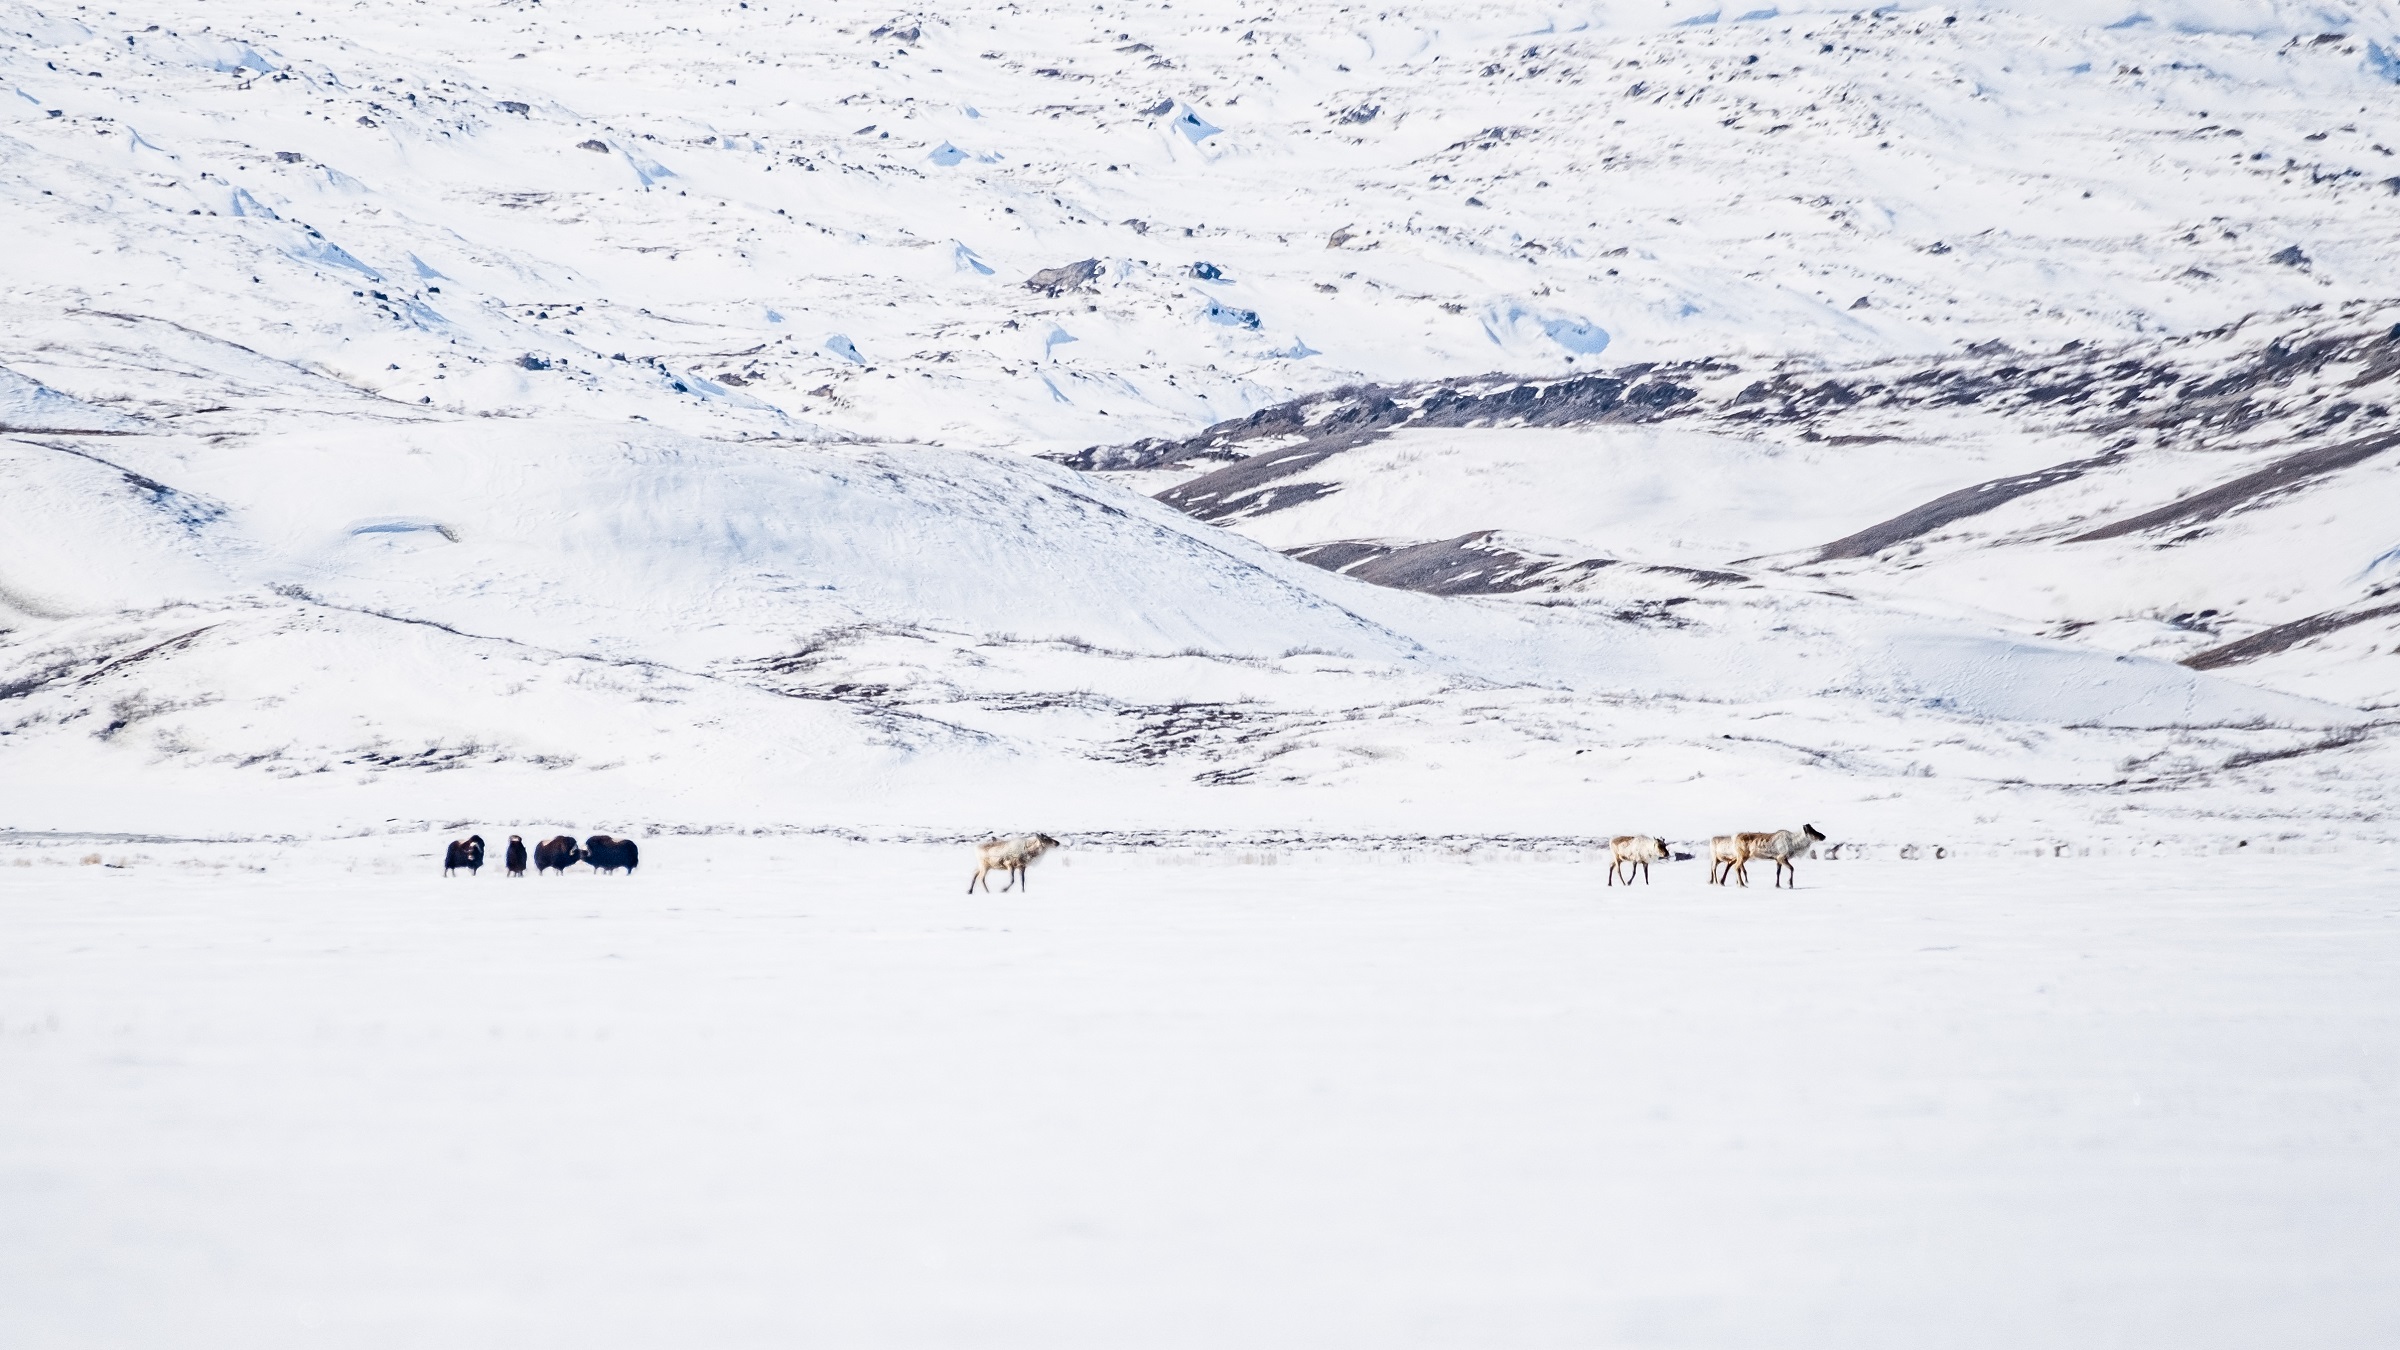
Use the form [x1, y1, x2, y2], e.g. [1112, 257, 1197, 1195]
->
[4, 837, 2398, 1349]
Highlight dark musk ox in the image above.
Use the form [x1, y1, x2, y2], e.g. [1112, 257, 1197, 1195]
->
[442, 835, 486, 876]
[504, 835, 528, 877]
[534, 835, 583, 874]
[584, 835, 640, 875]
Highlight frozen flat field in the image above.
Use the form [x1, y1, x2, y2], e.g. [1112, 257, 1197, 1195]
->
[3, 838, 2396, 1349]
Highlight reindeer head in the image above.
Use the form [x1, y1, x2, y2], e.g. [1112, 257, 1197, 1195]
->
[1803, 823, 1826, 842]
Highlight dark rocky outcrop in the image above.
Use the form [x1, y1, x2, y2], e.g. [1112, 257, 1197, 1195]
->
[1025, 259, 1102, 297]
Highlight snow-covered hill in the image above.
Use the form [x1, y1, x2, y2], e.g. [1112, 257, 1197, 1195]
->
[4, 0, 2398, 844]
[9, 0, 2400, 445]
[1083, 304, 2400, 708]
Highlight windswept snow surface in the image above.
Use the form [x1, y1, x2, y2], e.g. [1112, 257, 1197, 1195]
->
[3, 839, 2398, 1348]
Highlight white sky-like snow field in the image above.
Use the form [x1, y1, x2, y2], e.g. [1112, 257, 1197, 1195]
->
[4, 839, 2399, 1349]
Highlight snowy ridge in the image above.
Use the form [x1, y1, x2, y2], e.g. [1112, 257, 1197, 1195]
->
[0, 364, 143, 433]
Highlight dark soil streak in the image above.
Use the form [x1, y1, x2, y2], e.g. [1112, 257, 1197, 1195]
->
[1815, 450, 2124, 560]
[1285, 532, 1743, 598]
[1287, 531, 1615, 595]
[19, 438, 230, 529]
[2071, 430, 2400, 542]
[2183, 598, 2400, 669]
[74, 625, 220, 685]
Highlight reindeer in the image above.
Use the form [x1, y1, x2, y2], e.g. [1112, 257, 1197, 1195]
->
[1715, 825, 1827, 888]
[1708, 834, 1747, 886]
[1607, 834, 1669, 885]
[1744, 825, 1827, 889]
[968, 833, 1061, 894]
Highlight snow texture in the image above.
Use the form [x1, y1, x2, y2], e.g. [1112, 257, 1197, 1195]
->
[1, 838, 2397, 1349]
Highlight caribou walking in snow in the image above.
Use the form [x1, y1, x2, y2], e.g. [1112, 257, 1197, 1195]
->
[1607, 834, 1669, 885]
[968, 833, 1061, 894]
[1710, 825, 1827, 888]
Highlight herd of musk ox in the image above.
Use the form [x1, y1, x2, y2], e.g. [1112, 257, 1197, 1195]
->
[442, 834, 640, 877]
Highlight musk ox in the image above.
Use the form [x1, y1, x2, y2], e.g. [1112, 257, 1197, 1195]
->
[584, 835, 639, 875]
[442, 834, 486, 877]
[504, 835, 528, 877]
[534, 835, 583, 874]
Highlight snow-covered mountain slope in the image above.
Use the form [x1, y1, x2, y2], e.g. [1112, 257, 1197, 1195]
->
[0, 397, 2371, 844]
[4, 0, 2398, 843]
[1087, 305, 2400, 710]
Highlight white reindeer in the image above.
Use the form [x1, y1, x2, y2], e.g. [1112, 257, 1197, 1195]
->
[967, 833, 1061, 894]
[1713, 825, 1827, 888]
[1607, 834, 1669, 886]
